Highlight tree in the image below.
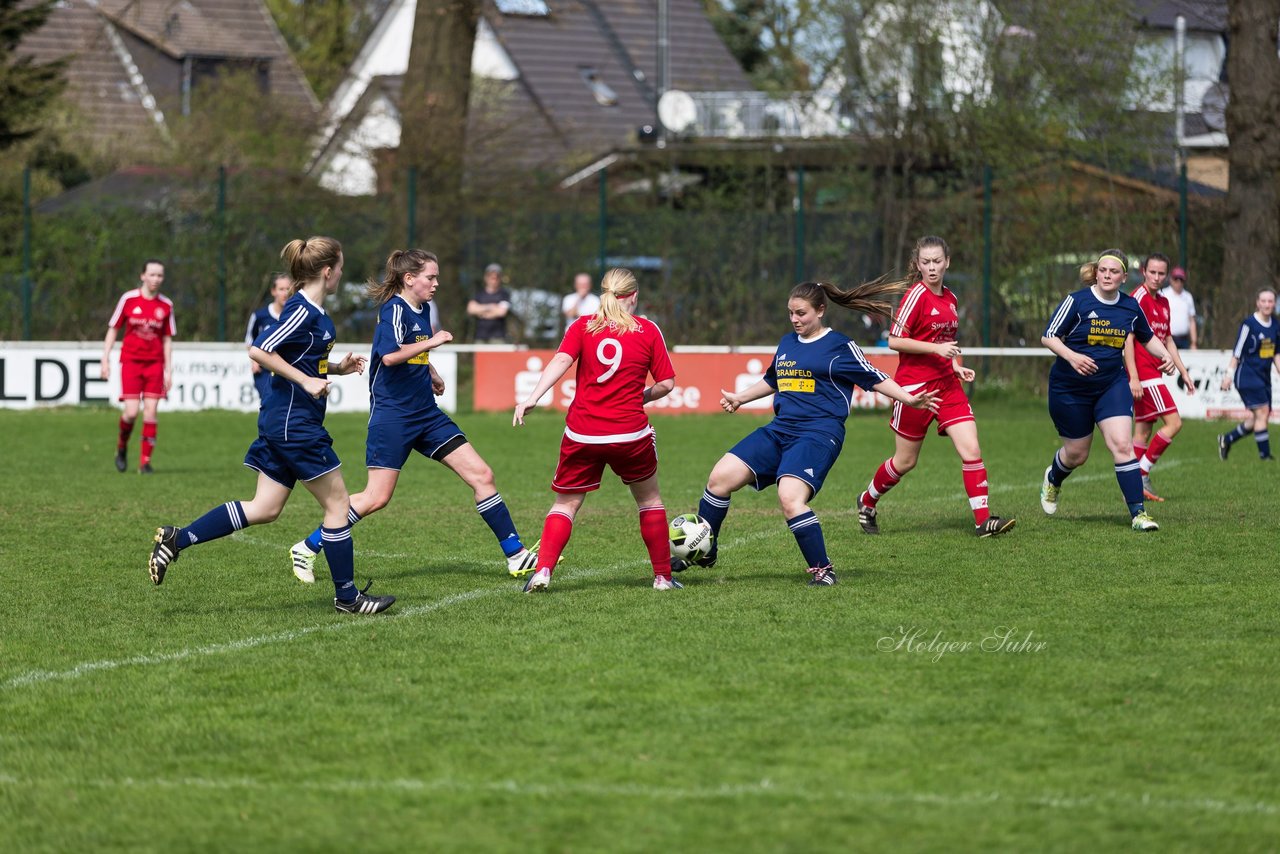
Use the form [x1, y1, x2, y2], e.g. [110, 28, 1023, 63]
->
[1221, 0, 1280, 316]
[0, 0, 66, 149]
[397, 0, 479, 314]
[264, 0, 387, 101]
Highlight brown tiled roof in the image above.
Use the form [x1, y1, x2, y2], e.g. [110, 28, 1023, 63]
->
[17, 0, 318, 151]
[17, 0, 161, 151]
[481, 0, 751, 162]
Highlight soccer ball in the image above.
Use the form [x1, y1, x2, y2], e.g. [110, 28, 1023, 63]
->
[669, 513, 714, 561]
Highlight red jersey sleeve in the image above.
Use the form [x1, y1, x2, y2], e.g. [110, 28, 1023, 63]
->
[558, 317, 585, 361]
[647, 322, 675, 383]
[890, 284, 927, 338]
[108, 291, 133, 329]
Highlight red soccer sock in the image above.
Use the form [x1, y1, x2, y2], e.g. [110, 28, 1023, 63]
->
[1133, 442, 1148, 462]
[961, 457, 990, 525]
[537, 510, 574, 573]
[140, 420, 157, 466]
[1141, 432, 1173, 474]
[638, 505, 670, 578]
[860, 458, 902, 508]
[117, 416, 135, 452]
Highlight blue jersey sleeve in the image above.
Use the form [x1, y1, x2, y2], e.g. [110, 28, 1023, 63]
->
[1044, 294, 1077, 339]
[255, 304, 309, 352]
[835, 341, 889, 391]
[1131, 305, 1154, 344]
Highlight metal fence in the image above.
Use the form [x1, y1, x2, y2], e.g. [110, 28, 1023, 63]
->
[1, 161, 1226, 349]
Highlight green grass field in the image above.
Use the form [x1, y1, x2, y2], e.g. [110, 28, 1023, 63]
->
[2, 399, 1277, 851]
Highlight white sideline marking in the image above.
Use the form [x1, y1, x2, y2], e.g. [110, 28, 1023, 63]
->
[0, 772, 1271, 816]
[2, 529, 771, 693]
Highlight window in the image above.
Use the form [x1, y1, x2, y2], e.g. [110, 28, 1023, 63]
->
[495, 0, 549, 15]
[579, 67, 618, 107]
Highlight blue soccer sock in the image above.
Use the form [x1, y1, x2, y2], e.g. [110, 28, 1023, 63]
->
[1224, 422, 1252, 446]
[698, 488, 731, 559]
[323, 525, 357, 599]
[1115, 459, 1145, 517]
[1048, 449, 1075, 487]
[787, 510, 829, 569]
[1255, 430, 1271, 458]
[304, 506, 361, 554]
[476, 493, 524, 557]
[177, 502, 247, 551]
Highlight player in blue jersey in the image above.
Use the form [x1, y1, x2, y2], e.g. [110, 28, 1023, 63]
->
[289, 249, 545, 582]
[675, 279, 939, 586]
[147, 236, 396, 615]
[1217, 287, 1280, 461]
[244, 272, 292, 403]
[1039, 249, 1176, 531]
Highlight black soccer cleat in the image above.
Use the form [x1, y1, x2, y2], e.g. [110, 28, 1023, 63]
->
[975, 515, 1017, 537]
[115, 450, 128, 472]
[857, 500, 879, 534]
[334, 579, 396, 615]
[148, 525, 180, 585]
[670, 552, 717, 573]
[806, 565, 838, 586]
[1218, 434, 1230, 461]
[139, 463, 154, 475]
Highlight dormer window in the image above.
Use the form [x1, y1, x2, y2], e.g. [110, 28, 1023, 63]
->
[495, 0, 549, 15]
[579, 67, 618, 106]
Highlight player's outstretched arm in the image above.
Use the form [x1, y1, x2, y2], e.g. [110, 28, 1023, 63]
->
[514, 352, 575, 425]
[871, 378, 941, 413]
[643, 378, 675, 404]
[332, 352, 368, 376]
[720, 378, 773, 412]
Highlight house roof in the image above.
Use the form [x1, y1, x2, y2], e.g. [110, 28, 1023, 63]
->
[18, 0, 318, 151]
[483, 0, 751, 156]
[1132, 0, 1226, 31]
[313, 0, 752, 185]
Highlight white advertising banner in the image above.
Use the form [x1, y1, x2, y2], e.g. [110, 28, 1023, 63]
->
[0, 342, 458, 413]
[1168, 349, 1280, 421]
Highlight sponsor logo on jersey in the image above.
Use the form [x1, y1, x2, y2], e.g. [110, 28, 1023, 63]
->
[1087, 311, 1099, 318]
[930, 308, 940, 316]
[804, 468, 814, 476]
[132, 307, 143, 315]
[322, 331, 332, 340]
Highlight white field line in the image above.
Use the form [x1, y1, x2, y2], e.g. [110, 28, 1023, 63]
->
[2, 529, 776, 693]
[0, 772, 1271, 817]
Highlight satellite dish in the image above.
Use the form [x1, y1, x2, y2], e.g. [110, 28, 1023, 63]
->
[1200, 82, 1228, 132]
[657, 89, 697, 134]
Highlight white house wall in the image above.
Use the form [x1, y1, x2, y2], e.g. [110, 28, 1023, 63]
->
[314, 0, 518, 195]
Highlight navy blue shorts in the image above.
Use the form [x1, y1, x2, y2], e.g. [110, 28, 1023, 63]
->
[243, 432, 341, 488]
[1236, 374, 1272, 410]
[366, 408, 465, 470]
[1048, 374, 1134, 439]
[727, 423, 842, 497]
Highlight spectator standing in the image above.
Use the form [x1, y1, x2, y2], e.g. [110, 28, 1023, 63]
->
[245, 273, 292, 404]
[101, 259, 175, 474]
[561, 272, 601, 327]
[467, 263, 511, 343]
[1160, 267, 1197, 349]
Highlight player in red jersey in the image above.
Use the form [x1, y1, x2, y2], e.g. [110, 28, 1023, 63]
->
[513, 268, 679, 592]
[1123, 253, 1194, 501]
[855, 236, 1015, 537]
[100, 259, 175, 474]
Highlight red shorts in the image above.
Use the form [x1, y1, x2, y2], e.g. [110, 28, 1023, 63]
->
[552, 431, 658, 494]
[119, 359, 166, 400]
[890, 375, 974, 440]
[1134, 380, 1177, 423]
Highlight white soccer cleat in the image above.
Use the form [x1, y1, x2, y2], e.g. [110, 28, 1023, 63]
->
[507, 547, 538, 578]
[523, 568, 552, 593]
[1131, 511, 1160, 532]
[290, 540, 317, 584]
[1039, 466, 1060, 515]
[653, 575, 683, 591]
